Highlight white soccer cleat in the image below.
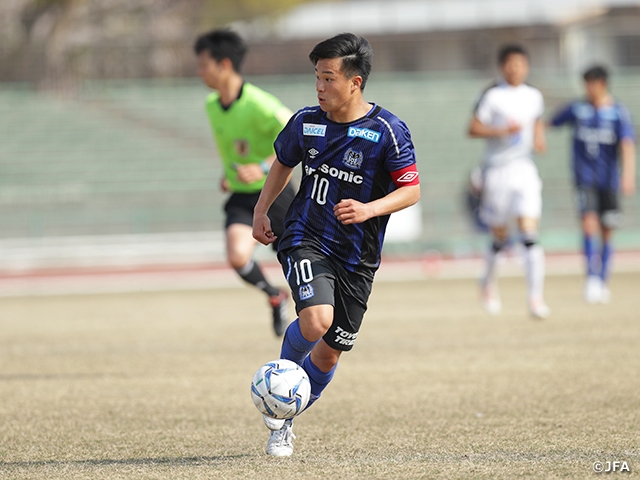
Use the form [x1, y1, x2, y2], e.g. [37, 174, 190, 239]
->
[583, 276, 602, 304]
[599, 284, 611, 304]
[529, 298, 550, 319]
[480, 281, 502, 315]
[262, 414, 285, 431]
[266, 419, 295, 457]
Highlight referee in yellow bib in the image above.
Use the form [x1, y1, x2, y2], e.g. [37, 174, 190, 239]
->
[195, 29, 295, 336]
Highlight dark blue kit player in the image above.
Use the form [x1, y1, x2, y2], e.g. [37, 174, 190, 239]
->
[252, 33, 421, 457]
[550, 65, 636, 304]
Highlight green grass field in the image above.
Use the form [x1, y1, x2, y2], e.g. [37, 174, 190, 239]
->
[1, 273, 639, 479]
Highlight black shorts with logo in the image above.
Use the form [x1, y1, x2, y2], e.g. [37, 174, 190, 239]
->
[576, 186, 622, 229]
[224, 183, 296, 250]
[278, 245, 373, 352]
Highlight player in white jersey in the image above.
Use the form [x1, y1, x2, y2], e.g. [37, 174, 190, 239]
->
[468, 44, 549, 319]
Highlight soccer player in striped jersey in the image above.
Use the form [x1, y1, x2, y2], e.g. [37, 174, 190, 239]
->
[194, 29, 295, 336]
[253, 33, 420, 456]
[468, 44, 549, 319]
[550, 66, 636, 304]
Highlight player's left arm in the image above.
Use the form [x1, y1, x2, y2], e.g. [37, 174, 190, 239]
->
[236, 153, 277, 184]
[620, 139, 636, 196]
[533, 118, 546, 154]
[618, 105, 636, 196]
[237, 104, 292, 184]
[335, 118, 420, 225]
[335, 161, 421, 225]
[334, 183, 420, 225]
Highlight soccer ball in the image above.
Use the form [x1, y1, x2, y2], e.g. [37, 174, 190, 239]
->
[250, 359, 311, 419]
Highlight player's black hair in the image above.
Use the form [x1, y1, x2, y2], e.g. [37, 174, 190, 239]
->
[193, 29, 247, 73]
[583, 65, 609, 83]
[497, 44, 529, 65]
[309, 33, 373, 90]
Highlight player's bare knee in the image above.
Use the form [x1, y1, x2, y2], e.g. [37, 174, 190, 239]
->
[299, 305, 334, 341]
[490, 226, 509, 243]
[228, 253, 251, 270]
[581, 212, 600, 235]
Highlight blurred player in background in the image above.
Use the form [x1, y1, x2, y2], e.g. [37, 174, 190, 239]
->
[549, 66, 636, 304]
[468, 44, 549, 319]
[253, 33, 420, 456]
[194, 29, 295, 336]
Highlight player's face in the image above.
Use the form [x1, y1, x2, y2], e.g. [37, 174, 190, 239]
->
[585, 79, 608, 103]
[501, 53, 529, 86]
[197, 52, 225, 90]
[315, 58, 361, 117]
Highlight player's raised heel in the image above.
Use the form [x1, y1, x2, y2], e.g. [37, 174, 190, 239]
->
[480, 281, 502, 315]
[266, 419, 295, 457]
[269, 291, 290, 336]
[262, 414, 285, 431]
[529, 298, 550, 319]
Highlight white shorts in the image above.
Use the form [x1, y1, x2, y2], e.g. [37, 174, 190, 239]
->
[479, 158, 542, 227]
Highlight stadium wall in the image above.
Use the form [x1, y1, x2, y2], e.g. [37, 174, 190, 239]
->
[1, 70, 639, 272]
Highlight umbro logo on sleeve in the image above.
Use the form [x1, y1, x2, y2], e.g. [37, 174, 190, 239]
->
[397, 172, 419, 183]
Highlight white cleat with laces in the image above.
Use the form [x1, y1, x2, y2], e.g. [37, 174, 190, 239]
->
[266, 419, 295, 457]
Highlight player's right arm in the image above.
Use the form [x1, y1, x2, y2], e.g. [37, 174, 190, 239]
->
[468, 116, 521, 138]
[468, 88, 521, 138]
[618, 104, 636, 196]
[548, 103, 575, 128]
[253, 159, 294, 245]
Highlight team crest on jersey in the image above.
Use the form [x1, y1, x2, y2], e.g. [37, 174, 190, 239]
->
[234, 139, 250, 157]
[308, 148, 319, 159]
[342, 148, 363, 170]
[299, 284, 314, 301]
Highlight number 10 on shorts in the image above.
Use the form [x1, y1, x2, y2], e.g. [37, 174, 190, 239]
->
[292, 259, 314, 285]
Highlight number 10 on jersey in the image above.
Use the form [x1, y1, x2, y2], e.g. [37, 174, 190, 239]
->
[310, 174, 329, 205]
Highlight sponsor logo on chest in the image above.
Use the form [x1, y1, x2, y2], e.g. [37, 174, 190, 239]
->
[305, 163, 364, 185]
[303, 123, 327, 137]
[347, 126, 381, 143]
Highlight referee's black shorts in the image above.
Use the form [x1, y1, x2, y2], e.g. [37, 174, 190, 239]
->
[224, 183, 296, 250]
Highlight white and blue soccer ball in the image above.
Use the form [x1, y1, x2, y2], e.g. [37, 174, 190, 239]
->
[251, 359, 311, 419]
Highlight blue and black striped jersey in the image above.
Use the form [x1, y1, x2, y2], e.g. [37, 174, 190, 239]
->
[274, 104, 418, 278]
[551, 100, 635, 189]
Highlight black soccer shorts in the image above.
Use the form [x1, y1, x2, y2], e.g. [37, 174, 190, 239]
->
[576, 186, 622, 229]
[278, 245, 373, 352]
[224, 183, 296, 250]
